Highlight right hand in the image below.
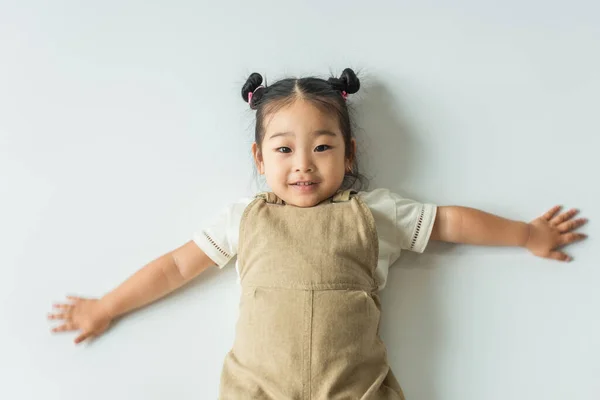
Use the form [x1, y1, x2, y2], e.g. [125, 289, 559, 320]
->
[48, 296, 113, 344]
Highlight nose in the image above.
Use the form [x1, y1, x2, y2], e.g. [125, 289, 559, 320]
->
[294, 149, 314, 172]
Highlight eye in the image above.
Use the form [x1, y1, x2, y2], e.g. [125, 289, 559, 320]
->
[315, 144, 331, 152]
[276, 147, 292, 153]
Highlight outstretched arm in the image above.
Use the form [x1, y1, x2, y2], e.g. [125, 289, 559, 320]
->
[430, 205, 588, 261]
[99, 240, 216, 319]
[48, 241, 216, 344]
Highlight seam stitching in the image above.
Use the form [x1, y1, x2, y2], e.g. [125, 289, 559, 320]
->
[203, 231, 231, 259]
[410, 206, 425, 250]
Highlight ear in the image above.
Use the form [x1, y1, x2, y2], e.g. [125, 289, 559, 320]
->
[346, 138, 357, 172]
[251, 142, 265, 175]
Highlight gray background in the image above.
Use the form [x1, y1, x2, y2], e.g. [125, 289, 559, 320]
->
[1, 1, 598, 399]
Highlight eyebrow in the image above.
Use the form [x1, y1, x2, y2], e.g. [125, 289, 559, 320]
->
[268, 130, 338, 140]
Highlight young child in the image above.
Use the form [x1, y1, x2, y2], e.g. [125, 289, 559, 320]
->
[48, 68, 588, 399]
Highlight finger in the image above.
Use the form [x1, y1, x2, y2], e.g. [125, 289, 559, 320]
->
[53, 303, 74, 310]
[66, 296, 83, 302]
[560, 232, 588, 245]
[547, 251, 572, 262]
[541, 205, 562, 221]
[51, 323, 76, 333]
[47, 312, 69, 320]
[557, 218, 588, 233]
[74, 333, 89, 344]
[550, 208, 579, 226]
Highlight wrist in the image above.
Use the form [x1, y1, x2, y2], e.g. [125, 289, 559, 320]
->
[99, 294, 118, 320]
[521, 222, 533, 249]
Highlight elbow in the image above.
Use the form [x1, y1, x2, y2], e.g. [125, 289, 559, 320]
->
[170, 240, 216, 282]
[164, 254, 188, 288]
[431, 206, 463, 243]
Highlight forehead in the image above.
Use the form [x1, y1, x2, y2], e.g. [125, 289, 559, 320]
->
[263, 99, 341, 137]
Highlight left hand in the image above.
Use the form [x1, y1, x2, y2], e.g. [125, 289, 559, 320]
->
[526, 206, 588, 261]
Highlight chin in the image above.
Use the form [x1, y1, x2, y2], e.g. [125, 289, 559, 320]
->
[291, 198, 321, 208]
[277, 188, 324, 208]
[271, 182, 342, 207]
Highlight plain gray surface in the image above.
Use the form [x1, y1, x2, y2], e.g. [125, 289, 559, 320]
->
[1, 1, 598, 399]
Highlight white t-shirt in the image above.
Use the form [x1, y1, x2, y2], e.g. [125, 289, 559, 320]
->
[193, 188, 437, 291]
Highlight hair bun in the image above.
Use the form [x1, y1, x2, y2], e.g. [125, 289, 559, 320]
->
[328, 68, 360, 95]
[340, 68, 360, 94]
[241, 72, 265, 108]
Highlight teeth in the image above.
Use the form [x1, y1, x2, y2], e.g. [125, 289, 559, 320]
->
[296, 182, 313, 186]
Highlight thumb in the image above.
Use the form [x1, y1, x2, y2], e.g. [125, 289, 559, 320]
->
[548, 251, 572, 262]
[74, 332, 89, 344]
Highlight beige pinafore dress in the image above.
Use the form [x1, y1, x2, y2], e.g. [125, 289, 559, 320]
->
[219, 190, 405, 399]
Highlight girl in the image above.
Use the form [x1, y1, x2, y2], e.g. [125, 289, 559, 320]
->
[48, 68, 588, 399]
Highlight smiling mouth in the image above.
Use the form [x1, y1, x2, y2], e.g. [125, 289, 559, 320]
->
[291, 182, 318, 186]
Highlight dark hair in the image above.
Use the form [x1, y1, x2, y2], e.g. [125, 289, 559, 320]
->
[241, 68, 367, 191]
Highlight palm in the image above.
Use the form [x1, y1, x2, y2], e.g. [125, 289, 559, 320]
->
[48, 296, 113, 344]
[527, 206, 588, 261]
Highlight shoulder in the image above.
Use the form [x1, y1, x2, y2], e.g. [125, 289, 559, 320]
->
[228, 196, 255, 214]
[203, 195, 255, 231]
[355, 189, 398, 233]
[356, 188, 406, 212]
[356, 188, 437, 252]
[357, 188, 435, 209]
[356, 188, 394, 204]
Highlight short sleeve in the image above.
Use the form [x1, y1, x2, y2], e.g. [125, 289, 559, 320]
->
[192, 197, 253, 268]
[390, 191, 437, 253]
[360, 188, 437, 254]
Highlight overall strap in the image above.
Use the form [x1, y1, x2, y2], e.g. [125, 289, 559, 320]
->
[331, 189, 357, 203]
[255, 192, 285, 205]
[256, 189, 357, 205]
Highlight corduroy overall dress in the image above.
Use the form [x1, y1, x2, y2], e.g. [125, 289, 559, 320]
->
[219, 190, 405, 399]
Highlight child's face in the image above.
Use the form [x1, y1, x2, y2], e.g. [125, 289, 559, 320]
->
[252, 99, 355, 208]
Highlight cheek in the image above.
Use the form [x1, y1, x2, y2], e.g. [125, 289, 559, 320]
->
[263, 153, 280, 169]
[330, 150, 348, 170]
[263, 155, 286, 179]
